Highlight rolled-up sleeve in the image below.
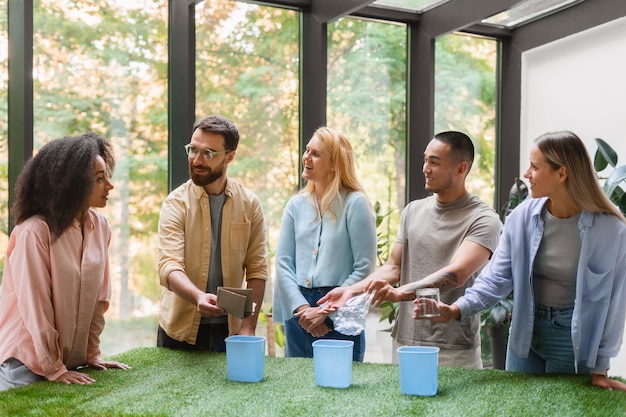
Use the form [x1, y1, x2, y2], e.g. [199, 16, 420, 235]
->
[158, 196, 188, 289]
[243, 193, 269, 281]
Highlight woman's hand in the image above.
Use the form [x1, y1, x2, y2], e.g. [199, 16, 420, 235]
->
[413, 300, 460, 322]
[591, 373, 626, 392]
[88, 359, 130, 371]
[53, 370, 96, 385]
[309, 322, 332, 337]
[295, 306, 328, 332]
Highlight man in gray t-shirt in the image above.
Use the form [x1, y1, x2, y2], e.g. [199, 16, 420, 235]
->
[319, 131, 501, 368]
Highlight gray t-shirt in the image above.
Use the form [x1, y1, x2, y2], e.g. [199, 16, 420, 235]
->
[532, 206, 581, 308]
[201, 192, 227, 325]
[392, 193, 501, 350]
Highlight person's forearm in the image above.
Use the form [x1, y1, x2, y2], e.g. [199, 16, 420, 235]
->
[402, 270, 461, 295]
[167, 270, 203, 305]
[358, 263, 401, 292]
[241, 278, 266, 329]
[348, 278, 372, 294]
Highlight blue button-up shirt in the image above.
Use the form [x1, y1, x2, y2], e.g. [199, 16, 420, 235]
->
[273, 191, 377, 323]
[456, 197, 626, 372]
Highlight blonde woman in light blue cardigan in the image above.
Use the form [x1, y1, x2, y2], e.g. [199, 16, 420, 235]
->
[273, 127, 377, 362]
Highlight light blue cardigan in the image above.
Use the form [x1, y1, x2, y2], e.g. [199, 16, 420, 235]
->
[456, 197, 626, 372]
[273, 191, 377, 323]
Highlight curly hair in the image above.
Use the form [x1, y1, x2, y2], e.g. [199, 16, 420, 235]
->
[11, 132, 115, 240]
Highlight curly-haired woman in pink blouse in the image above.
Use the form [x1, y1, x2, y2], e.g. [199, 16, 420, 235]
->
[0, 132, 129, 391]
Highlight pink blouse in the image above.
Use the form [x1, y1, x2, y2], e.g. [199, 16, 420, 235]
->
[0, 209, 111, 381]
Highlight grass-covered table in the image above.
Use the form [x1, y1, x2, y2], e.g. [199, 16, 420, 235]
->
[1, 347, 624, 416]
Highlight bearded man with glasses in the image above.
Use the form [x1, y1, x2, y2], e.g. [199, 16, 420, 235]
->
[156, 115, 269, 352]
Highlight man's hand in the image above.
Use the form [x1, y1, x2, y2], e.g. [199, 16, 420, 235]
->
[166, 271, 226, 318]
[317, 287, 358, 312]
[238, 324, 255, 336]
[197, 292, 226, 318]
[367, 280, 412, 307]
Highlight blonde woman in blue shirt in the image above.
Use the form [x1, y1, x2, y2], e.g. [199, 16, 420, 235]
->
[273, 127, 377, 362]
[430, 131, 626, 391]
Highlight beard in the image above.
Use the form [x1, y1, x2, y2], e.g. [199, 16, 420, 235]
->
[189, 161, 225, 186]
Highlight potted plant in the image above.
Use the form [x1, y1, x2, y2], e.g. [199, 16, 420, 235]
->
[594, 138, 626, 216]
[480, 293, 513, 369]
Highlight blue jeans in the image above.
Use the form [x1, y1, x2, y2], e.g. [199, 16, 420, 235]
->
[284, 286, 365, 362]
[506, 305, 589, 374]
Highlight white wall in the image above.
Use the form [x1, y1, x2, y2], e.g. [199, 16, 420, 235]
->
[521, 17, 626, 378]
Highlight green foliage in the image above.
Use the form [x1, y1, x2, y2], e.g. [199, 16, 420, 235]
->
[372, 201, 399, 328]
[435, 34, 497, 205]
[24, 0, 169, 312]
[374, 200, 393, 266]
[378, 300, 399, 327]
[328, 18, 407, 156]
[0, 0, 499, 324]
[1, 347, 624, 416]
[594, 138, 626, 216]
[195, 1, 300, 254]
[327, 17, 407, 219]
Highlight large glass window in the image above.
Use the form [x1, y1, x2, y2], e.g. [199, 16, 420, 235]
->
[0, 0, 7, 287]
[327, 17, 407, 255]
[32, 0, 168, 354]
[435, 33, 497, 207]
[195, 1, 300, 283]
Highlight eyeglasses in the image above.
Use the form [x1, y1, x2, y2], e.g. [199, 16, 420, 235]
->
[184, 144, 231, 160]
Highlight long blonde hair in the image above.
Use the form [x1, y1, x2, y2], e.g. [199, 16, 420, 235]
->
[302, 127, 365, 218]
[536, 131, 626, 224]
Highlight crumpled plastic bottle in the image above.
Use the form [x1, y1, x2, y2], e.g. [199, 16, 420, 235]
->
[329, 292, 373, 336]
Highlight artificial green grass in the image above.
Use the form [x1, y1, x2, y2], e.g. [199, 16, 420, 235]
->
[1, 347, 624, 416]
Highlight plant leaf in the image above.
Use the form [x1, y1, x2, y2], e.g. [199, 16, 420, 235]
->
[275, 324, 286, 347]
[500, 297, 514, 311]
[594, 138, 618, 171]
[490, 306, 507, 326]
[603, 165, 626, 197]
[515, 177, 529, 200]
